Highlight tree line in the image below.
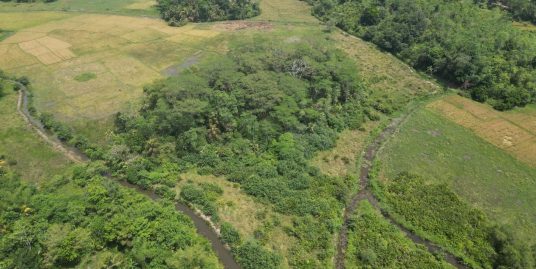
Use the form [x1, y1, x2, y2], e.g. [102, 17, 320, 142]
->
[156, 0, 260, 26]
[482, 0, 536, 24]
[305, 0, 536, 110]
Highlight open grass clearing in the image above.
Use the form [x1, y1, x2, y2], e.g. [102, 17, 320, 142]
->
[312, 121, 379, 178]
[0, 12, 73, 31]
[332, 33, 440, 113]
[0, 82, 70, 182]
[428, 94, 536, 167]
[378, 107, 536, 245]
[253, 0, 319, 24]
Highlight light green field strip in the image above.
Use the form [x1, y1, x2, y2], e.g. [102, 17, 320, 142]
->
[0, 83, 70, 182]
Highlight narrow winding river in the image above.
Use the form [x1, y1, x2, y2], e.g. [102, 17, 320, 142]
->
[15, 83, 241, 269]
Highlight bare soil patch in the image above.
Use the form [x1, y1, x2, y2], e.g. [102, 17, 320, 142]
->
[215, 21, 273, 31]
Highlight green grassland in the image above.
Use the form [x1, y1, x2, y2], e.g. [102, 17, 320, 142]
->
[0, 0, 158, 17]
[0, 81, 70, 182]
[378, 107, 536, 246]
[0, 12, 73, 31]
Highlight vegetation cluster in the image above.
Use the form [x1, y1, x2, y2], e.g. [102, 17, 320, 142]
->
[0, 163, 221, 269]
[483, 0, 536, 24]
[373, 172, 536, 269]
[305, 0, 536, 110]
[156, 0, 260, 26]
[346, 201, 450, 269]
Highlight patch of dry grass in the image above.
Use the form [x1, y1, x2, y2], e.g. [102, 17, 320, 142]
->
[176, 172, 296, 268]
[125, 0, 156, 10]
[427, 94, 536, 167]
[333, 33, 439, 109]
[312, 122, 379, 177]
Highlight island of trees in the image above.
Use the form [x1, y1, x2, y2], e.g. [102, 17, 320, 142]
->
[156, 0, 260, 25]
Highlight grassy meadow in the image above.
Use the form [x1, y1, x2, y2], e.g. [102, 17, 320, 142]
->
[378, 105, 536, 245]
[0, 0, 158, 17]
[428, 94, 536, 167]
[0, 82, 70, 182]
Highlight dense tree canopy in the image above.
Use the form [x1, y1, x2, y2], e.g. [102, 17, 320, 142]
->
[305, 0, 536, 110]
[156, 0, 260, 25]
[0, 163, 221, 269]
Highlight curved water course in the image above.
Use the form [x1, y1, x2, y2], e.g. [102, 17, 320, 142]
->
[334, 114, 468, 269]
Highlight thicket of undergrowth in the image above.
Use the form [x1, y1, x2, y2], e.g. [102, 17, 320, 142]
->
[0, 163, 221, 269]
[373, 172, 535, 269]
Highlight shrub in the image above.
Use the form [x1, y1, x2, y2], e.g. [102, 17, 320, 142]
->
[220, 222, 241, 246]
[233, 240, 281, 269]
